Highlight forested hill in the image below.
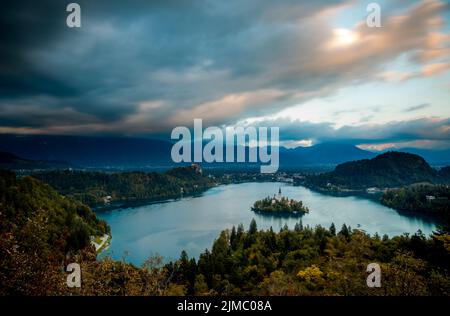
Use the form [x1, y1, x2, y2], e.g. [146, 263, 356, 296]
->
[32, 165, 216, 207]
[306, 152, 450, 190]
[0, 169, 179, 295]
[1, 168, 450, 295]
[381, 185, 450, 224]
[0, 170, 109, 294]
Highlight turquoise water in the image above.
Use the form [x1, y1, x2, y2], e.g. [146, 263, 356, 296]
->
[97, 182, 437, 266]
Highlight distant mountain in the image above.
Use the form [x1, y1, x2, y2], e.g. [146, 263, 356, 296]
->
[195, 143, 376, 170]
[279, 143, 376, 166]
[0, 151, 22, 164]
[0, 135, 174, 168]
[0, 135, 378, 169]
[0, 151, 72, 170]
[306, 151, 445, 189]
[2, 135, 447, 170]
[438, 166, 450, 180]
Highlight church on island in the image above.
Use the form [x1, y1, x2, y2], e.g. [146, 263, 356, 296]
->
[271, 187, 291, 205]
[251, 187, 309, 215]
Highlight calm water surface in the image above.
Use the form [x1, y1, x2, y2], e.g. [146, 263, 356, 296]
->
[97, 182, 437, 265]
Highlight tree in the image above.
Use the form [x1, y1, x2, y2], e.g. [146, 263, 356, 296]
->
[294, 220, 303, 232]
[230, 226, 237, 250]
[339, 224, 350, 239]
[259, 270, 300, 295]
[329, 223, 336, 236]
[194, 274, 209, 295]
[236, 224, 245, 240]
[297, 265, 325, 291]
[249, 219, 258, 235]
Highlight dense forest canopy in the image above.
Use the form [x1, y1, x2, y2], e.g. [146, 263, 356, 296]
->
[306, 152, 450, 190]
[381, 185, 450, 225]
[0, 169, 196, 295]
[0, 170, 108, 294]
[1, 168, 450, 296]
[165, 220, 450, 295]
[32, 165, 215, 207]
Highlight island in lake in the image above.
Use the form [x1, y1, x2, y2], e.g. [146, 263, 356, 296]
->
[251, 188, 309, 216]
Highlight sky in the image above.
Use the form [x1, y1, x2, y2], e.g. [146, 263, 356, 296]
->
[0, 0, 449, 150]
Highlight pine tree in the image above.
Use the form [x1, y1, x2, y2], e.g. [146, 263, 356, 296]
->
[179, 250, 189, 264]
[237, 223, 245, 239]
[329, 223, 336, 236]
[339, 223, 350, 239]
[230, 226, 237, 248]
[249, 218, 258, 235]
[294, 220, 303, 232]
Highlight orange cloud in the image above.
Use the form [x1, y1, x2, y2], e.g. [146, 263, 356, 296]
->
[422, 62, 450, 76]
[308, 0, 448, 76]
[169, 89, 286, 126]
[419, 32, 450, 61]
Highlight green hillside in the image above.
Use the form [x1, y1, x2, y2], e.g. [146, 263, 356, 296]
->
[32, 165, 215, 207]
[0, 169, 108, 294]
[307, 152, 445, 190]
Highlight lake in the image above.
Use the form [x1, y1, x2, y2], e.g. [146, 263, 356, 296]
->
[97, 182, 437, 266]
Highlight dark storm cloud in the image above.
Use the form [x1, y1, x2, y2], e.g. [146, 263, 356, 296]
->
[0, 0, 347, 130]
[0, 0, 448, 143]
[0, 1, 80, 97]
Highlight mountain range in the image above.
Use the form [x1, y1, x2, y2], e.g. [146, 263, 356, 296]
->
[0, 135, 172, 168]
[0, 134, 449, 169]
[0, 151, 72, 170]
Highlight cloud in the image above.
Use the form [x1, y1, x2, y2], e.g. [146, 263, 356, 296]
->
[422, 62, 450, 76]
[357, 140, 450, 151]
[406, 103, 431, 112]
[415, 30, 450, 62]
[0, 0, 448, 144]
[0, 96, 99, 127]
[244, 117, 450, 147]
[376, 71, 416, 82]
[169, 89, 287, 126]
[376, 61, 450, 83]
